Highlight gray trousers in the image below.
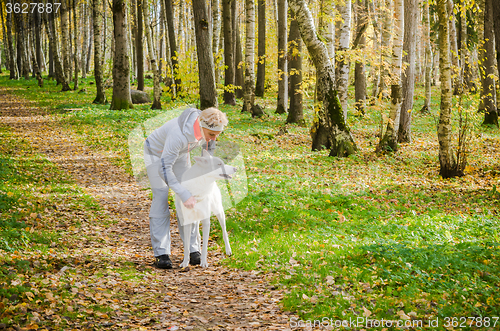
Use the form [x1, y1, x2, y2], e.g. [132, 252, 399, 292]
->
[144, 144, 199, 257]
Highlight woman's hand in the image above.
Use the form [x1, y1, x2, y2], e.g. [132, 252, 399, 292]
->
[183, 196, 197, 209]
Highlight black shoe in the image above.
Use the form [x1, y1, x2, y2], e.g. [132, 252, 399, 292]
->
[189, 251, 201, 265]
[155, 255, 172, 269]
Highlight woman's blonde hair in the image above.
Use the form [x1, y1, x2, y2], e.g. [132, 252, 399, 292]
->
[199, 108, 229, 130]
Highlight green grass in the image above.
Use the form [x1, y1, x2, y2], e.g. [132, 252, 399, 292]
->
[1, 72, 499, 330]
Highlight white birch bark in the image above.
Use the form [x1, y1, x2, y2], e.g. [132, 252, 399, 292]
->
[436, 0, 459, 177]
[243, 0, 258, 115]
[423, 0, 432, 112]
[335, 0, 351, 118]
[376, 0, 403, 153]
[289, 0, 358, 156]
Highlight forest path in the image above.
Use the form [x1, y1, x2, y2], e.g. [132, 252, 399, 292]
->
[0, 86, 295, 331]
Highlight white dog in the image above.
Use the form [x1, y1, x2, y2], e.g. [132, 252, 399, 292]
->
[175, 150, 236, 268]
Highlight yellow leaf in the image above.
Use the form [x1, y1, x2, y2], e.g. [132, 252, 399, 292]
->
[25, 292, 35, 301]
[7, 192, 14, 197]
[183, 310, 189, 316]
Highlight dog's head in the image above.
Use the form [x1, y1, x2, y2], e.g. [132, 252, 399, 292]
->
[193, 150, 237, 180]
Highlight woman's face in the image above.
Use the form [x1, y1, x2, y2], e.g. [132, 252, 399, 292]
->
[202, 127, 222, 141]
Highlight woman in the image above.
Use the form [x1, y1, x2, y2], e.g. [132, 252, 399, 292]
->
[144, 107, 228, 269]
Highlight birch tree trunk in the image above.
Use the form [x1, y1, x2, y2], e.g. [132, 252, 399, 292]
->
[376, 0, 403, 153]
[111, 0, 133, 110]
[93, 0, 107, 104]
[459, 0, 471, 93]
[436, 0, 461, 178]
[447, 0, 460, 94]
[144, 0, 162, 109]
[480, 0, 498, 127]
[45, 12, 70, 90]
[81, 2, 88, 79]
[223, 0, 236, 105]
[276, 0, 288, 114]
[212, 0, 221, 85]
[255, 0, 266, 97]
[287, 14, 304, 124]
[234, 2, 244, 99]
[422, 0, 432, 112]
[33, 10, 43, 74]
[243, 0, 263, 116]
[397, 0, 418, 143]
[192, 0, 218, 109]
[335, 0, 351, 118]
[289, 0, 358, 157]
[376, 0, 392, 98]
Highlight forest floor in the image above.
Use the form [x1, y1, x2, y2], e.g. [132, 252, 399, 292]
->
[2, 74, 500, 331]
[0, 86, 297, 330]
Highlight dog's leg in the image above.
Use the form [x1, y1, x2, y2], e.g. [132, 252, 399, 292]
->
[216, 213, 232, 256]
[180, 223, 191, 268]
[200, 218, 210, 267]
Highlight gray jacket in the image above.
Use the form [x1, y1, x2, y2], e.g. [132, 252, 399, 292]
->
[145, 108, 215, 202]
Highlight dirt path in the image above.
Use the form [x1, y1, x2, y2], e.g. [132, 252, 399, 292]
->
[0, 87, 296, 330]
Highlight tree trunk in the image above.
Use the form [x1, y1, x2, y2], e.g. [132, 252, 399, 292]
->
[234, 2, 244, 99]
[368, 0, 380, 100]
[459, 0, 471, 93]
[159, 0, 165, 78]
[15, 12, 29, 80]
[73, 0, 79, 90]
[86, 24, 93, 76]
[286, 14, 303, 124]
[223, 0, 236, 105]
[481, 0, 498, 127]
[1, 4, 9, 72]
[34, 10, 43, 74]
[397, 0, 418, 143]
[376, 0, 403, 153]
[111, 0, 133, 110]
[447, 0, 460, 94]
[45, 12, 71, 90]
[136, 0, 145, 91]
[192, 0, 219, 109]
[212, 0, 221, 85]
[354, 0, 367, 115]
[81, 2, 88, 79]
[436, 0, 461, 178]
[61, 0, 71, 81]
[289, 0, 358, 157]
[242, 0, 263, 116]
[93, 0, 107, 104]
[143, 0, 162, 109]
[335, 0, 352, 118]
[276, 0, 288, 114]
[493, 0, 500, 95]
[422, 0, 432, 112]
[164, 0, 182, 95]
[376, 0, 392, 99]
[6, 3, 17, 79]
[255, 0, 266, 97]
